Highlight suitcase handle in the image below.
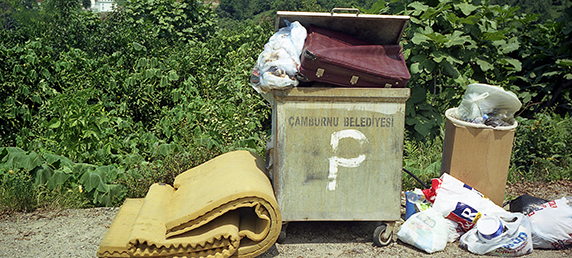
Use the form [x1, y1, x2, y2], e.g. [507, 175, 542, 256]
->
[330, 8, 360, 16]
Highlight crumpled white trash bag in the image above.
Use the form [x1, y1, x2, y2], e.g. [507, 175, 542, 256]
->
[251, 20, 307, 93]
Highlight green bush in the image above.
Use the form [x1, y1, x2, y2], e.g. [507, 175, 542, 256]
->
[510, 111, 572, 182]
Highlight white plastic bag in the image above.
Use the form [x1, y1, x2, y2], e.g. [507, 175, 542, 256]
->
[397, 208, 449, 253]
[456, 83, 522, 126]
[445, 219, 464, 243]
[527, 197, 572, 249]
[251, 20, 307, 93]
[460, 213, 533, 256]
[432, 173, 509, 232]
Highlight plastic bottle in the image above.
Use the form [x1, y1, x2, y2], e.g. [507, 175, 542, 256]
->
[405, 189, 430, 220]
[407, 189, 427, 203]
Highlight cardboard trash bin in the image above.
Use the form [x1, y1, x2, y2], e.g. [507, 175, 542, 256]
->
[441, 108, 517, 206]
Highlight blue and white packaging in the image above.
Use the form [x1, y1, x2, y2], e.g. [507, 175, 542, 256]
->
[460, 213, 533, 256]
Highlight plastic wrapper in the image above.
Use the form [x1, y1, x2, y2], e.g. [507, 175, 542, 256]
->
[507, 194, 549, 215]
[397, 208, 449, 253]
[455, 83, 522, 127]
[405, 189, 431, 220]
[527, 197, 572, 249]
[431, 173, 509, 232]
[460, 213, 533, 256]
[251, 20, 307, 94]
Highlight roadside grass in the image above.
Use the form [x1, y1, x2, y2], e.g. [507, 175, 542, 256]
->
[118, 147, 222, 199]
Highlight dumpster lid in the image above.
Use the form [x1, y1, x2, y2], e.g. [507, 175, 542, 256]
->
[275, 9, 410, 45]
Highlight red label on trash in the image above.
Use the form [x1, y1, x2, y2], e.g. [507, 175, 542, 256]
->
[422, 178, 442, 203]
[446, 212, 474, 231]
[445, 202, 480, 231]
[527, 200, 558, 217]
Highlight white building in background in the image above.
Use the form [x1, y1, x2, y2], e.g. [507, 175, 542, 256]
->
[90, 0, 117, 12]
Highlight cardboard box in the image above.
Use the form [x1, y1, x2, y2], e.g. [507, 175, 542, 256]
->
[441, 108, 517, 206]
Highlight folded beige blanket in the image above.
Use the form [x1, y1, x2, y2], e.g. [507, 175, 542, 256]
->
[97, 150, 281, 258]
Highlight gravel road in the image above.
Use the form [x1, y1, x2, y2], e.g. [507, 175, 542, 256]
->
[1, 180, 571, 257]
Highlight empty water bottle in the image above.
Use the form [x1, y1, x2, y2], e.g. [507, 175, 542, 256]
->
[405, 189, 430, 220]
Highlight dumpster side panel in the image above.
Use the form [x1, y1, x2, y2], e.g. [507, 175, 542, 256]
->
[272, 88, 408, 221]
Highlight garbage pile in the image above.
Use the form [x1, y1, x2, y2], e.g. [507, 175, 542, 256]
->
[398, 173, 572, 256]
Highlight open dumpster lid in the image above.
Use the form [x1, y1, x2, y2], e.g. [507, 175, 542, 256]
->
[275, 9, 410, 45]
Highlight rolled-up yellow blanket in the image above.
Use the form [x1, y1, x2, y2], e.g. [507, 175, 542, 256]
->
[97, 150, 281, 258]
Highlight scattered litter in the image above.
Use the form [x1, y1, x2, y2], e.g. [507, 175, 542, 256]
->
[402, 173, 571, 255]
[506, 194, 550, 215]
[460, 213, 533, 256]
[397, 208, 449, 253]
[405, 189, 430, 220]
[431, 173, 508, 232]
[421, 177, 442, 203]
[527, 196, 572, 249]
[445, 218, 465, 243]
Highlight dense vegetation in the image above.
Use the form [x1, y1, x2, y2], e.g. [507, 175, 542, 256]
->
[1, 0, 570, 212]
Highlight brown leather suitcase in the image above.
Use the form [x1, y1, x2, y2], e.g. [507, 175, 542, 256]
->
[297, 25, 410, 88]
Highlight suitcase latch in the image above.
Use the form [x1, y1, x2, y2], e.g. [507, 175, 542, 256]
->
[304, 50, 318, 61]
[316, 68, 325, 78]
[350, 75, 359, 85]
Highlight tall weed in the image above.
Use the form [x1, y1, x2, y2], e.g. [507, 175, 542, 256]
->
[0, 171, 35, 212]
[402, 132, 444, 191]
[510, 111, 572, 182]
[119, 147, 221, 198]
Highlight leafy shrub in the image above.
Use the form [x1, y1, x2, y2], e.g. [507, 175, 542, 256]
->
[510, 111, 572, 182]
[0, 147, 127, 209]
[392, 0, 537, 140]
[514, 8, 572, 117]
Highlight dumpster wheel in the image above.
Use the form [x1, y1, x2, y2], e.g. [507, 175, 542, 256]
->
[373, 223, 394, 246]
[277, 222, 288, 243]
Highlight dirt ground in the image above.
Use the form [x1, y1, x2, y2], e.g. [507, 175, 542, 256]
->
[1, 180, 571, 258]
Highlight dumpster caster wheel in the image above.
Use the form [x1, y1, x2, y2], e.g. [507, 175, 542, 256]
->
[277, 230, 287, 243]
[373, 224, 392, 246]
[277, 222, 288, 243]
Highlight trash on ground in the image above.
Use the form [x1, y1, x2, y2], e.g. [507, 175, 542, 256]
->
[251, 20, 307, 93]
[397, 208, 449, 253]
[455, 83, 522, 127]
[506, 194, 550, 215]
[527, 196, 572, 249]
[460, 213, 533, 256]
[405, 189, 431, 220]
[401, 172, 572, 255]
[431, 173, 509, 232]
[445, 218, 465, 243]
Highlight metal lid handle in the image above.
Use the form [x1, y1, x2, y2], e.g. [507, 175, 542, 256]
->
[330, 8, 360, 16]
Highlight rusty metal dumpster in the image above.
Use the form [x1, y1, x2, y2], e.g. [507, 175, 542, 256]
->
[265, 10, 410, 246]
